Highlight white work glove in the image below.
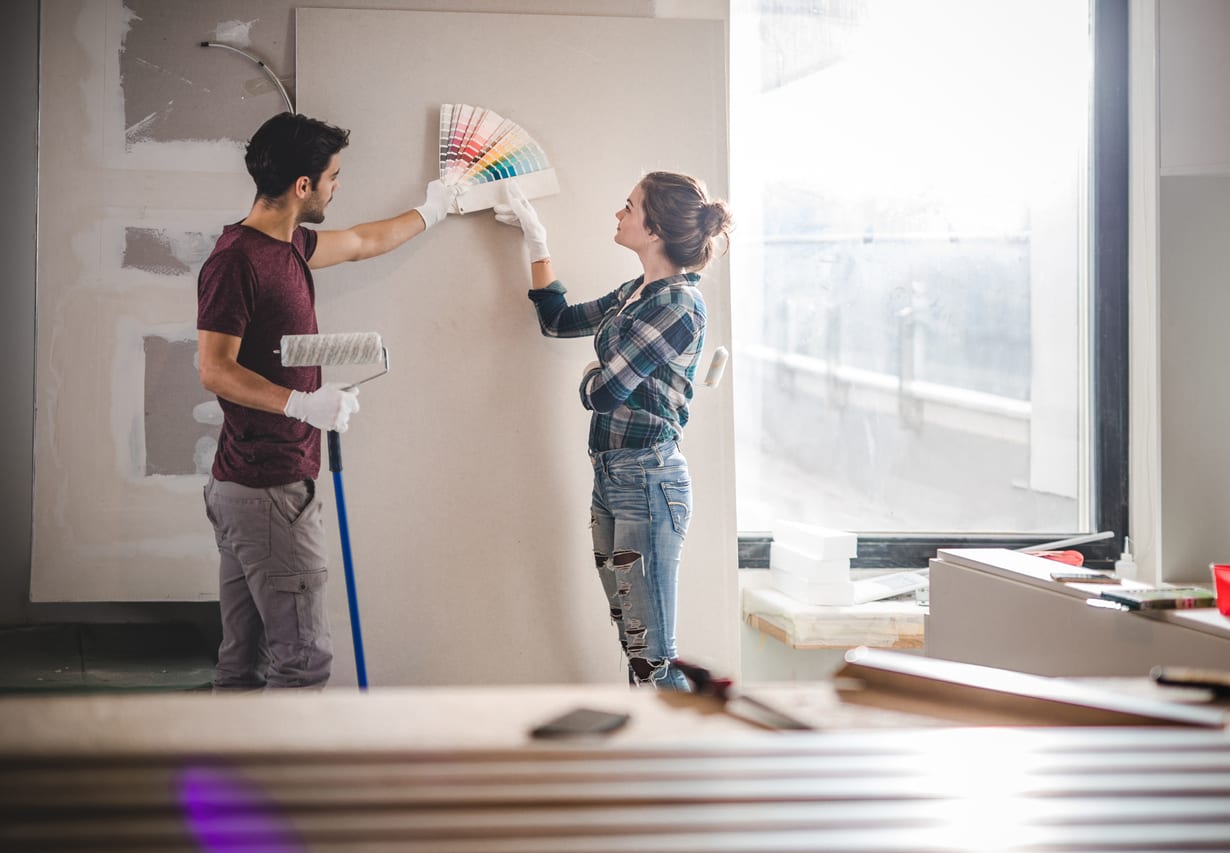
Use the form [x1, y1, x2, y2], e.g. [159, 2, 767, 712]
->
[414, 179, 455, 230]
[284, 382, 360, 433]
[493, 183, 550, 262]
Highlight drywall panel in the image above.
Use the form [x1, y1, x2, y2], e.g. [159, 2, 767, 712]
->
[295, 8, 737, 686]
[31, 0, 275, 603]
[112, 0, 293, 171]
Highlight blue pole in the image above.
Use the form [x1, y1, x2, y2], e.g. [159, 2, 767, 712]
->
[328, 430, 368, 690]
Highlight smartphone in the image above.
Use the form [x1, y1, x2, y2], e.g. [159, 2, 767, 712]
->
[530, 706, 630, 739]
[1050, 570, 1118, 584]
[1099, 587, 1216, 610]
[1150, 665, 1230, 697]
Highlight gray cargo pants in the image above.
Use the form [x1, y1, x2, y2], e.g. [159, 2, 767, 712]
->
[204, 477, 333, 689]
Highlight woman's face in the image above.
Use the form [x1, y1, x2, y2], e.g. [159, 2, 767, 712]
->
[614, 183, 654, 253]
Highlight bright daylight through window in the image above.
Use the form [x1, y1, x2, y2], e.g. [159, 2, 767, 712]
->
[730, 0, 1104, 551]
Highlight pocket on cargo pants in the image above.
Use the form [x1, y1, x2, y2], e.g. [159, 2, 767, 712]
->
[260, 480, 332, 687]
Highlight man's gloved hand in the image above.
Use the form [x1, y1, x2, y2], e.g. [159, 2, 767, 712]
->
[284, 382, 360, 433]
[493, 183, 550, 262]
[414, 179, 455, 230]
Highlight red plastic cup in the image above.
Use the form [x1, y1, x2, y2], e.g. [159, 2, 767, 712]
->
[1210, 563, 1230, 616]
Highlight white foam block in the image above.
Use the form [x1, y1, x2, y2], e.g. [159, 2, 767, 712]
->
[770, 541, 850, 584]
[772, 520, 858, 560]
[769, 567, 856, 606]
[451, 168, 560, 215]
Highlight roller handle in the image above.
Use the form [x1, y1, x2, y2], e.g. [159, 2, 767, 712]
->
[326, 428, 366, 689]
[328, 430, 343, 473]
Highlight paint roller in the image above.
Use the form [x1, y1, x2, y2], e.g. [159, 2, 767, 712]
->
[703, 346, 729, 388]
[279, 331, 389, 690]
[279, 331, 389, 388]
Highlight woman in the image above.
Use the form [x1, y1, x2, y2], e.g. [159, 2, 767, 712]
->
[494, 172, 733, 689]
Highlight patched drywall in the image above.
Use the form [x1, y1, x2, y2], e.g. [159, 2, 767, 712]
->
[143, 336, 219, 476]
[122, 227, 214, 275]
[120, 0, 293, 147]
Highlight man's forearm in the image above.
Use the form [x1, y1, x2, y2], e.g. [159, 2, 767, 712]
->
[201, 360, 293, 415]
[351, 209, 429, 260]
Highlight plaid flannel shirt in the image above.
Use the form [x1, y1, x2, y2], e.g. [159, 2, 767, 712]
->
[529, 273, 706, 451]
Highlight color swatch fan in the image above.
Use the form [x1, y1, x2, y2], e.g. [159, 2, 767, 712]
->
[439, 103, 559, 215]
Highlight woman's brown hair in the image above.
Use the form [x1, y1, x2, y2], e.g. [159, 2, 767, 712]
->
[639, 171, 733, 271]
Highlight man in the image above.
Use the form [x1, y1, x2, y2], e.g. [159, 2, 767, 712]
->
[197, 112, 453, 689]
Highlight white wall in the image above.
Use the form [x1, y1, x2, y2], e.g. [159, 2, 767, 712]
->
[295, 7, 735, 686]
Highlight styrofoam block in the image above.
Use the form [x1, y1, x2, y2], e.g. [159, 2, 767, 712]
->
[769, 566, 856, 606]
[772, 520, 858, 560]
[770, 541, 850, 583]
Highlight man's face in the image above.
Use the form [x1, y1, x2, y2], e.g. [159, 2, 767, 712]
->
[300, 153, 342, 224]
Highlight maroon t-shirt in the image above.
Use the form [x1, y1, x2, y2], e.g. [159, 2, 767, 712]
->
[197, 223, 322, 487]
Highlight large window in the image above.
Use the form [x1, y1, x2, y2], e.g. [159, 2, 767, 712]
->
[730, 0, 1127, 567]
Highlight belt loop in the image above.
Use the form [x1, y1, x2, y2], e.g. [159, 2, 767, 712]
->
[653, 444, 664, 467]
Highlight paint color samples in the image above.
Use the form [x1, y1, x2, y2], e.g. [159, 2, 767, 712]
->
[438, 103, 558, 214]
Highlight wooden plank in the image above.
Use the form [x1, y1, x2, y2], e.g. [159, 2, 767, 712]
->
[742, 587, 926, 650]
[747, 612, 927, 650]
[8, 740, 1230, 813]
[9, 796, 1230, 842]
[836, 647, 1230, 727]
[5, 784, 1230, 851]
[8, 808, 1230, 852]
[4, 688, 1230, 851]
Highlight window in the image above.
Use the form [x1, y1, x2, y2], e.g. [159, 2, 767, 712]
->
[730, 0, 1128, 568]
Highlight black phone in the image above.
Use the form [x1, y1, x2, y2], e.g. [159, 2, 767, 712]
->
[1151, 665, 1230, 697]
[530, 706, 630, 738]
[1050, 570, 1118, 583]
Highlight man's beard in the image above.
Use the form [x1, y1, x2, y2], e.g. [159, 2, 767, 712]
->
[300, 190, 329, 224]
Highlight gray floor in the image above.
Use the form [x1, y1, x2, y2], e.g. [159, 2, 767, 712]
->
[0, 623, 215, 693]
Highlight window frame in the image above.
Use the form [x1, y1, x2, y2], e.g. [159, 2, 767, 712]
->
[736, 0, 1129, 571]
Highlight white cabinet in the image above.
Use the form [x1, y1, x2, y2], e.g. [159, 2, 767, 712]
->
[926, 550, 1230, 675]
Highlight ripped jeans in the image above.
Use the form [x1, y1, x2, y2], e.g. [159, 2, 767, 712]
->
[589, 440, 692, 691]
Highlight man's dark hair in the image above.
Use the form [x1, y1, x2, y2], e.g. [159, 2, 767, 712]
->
[244, 112, 351, 201]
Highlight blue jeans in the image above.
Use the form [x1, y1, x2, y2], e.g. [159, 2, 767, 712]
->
[589, 440, 692, 690]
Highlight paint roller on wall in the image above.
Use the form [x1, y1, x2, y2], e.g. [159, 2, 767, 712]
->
[279, 332, 389, 689]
